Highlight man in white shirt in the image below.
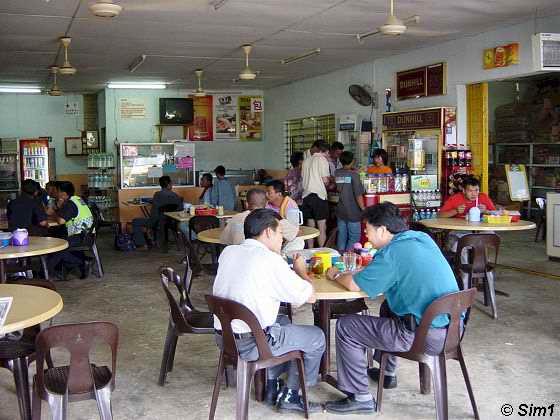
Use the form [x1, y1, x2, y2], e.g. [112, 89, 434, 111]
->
[213, 208, 325, 413]
[220, 189, 304, 251]
[301, 140, 331, 248]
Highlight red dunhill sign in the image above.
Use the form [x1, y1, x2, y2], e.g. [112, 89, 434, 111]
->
[382, 109, 443, 130]
[396, 63, 446, 101]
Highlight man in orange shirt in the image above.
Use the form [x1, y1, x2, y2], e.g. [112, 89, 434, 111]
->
[439, 176, 496, 261]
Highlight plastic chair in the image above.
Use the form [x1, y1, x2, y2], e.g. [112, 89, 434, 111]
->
[535, 198, 546, 242]
[376, 288, 479, 420]
[155, 203, 182, 252]
[189, 216, 220, 267]
[205, 295, 310, 420]
[455, 233, 500, 319]
[158, 267, 213, 386]
[0, 280, 57, 420]
[32, 321, 119, 420]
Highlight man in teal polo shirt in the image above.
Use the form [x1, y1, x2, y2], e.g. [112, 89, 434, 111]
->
[324, 202, 459, 415]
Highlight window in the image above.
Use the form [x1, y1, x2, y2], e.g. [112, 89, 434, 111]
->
[284, 114, 335, 168]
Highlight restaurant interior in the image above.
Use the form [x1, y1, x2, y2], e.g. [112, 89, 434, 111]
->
[1, 1, 560, 419]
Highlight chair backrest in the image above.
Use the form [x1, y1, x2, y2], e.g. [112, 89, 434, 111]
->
[205, 295, 273, 362]
[456, 233, 500, 273]
[409, 288, 476, 355]
[536, 197, 546, 210]
[157, 203, 181, 220]
[160, 267, 196, 331]
[189, 215, 220, 235]
[35, 321, 119, 395]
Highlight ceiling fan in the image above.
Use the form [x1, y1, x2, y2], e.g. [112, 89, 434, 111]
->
[192, 69, 206, 97]
[58, 37, 77, 76]
[356, 0, 420, 43]
[238, 45, 257, 81]
[48, 66, 62, 96]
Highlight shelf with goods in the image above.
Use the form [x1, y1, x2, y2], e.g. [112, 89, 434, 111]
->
[284, 113, 336, 168]
[491, 143, 560, 215]
[87, 153, 117, 221]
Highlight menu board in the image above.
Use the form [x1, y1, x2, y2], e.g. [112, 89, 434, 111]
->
[189, 95, 213, 141]
[214, 95, 239, 140]
[239, 96, 263, 141]
[505, 164, 530, 201]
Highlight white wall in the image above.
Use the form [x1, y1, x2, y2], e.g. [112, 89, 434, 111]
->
[264, 14, 560, 169]
[0, 93, 85, 175]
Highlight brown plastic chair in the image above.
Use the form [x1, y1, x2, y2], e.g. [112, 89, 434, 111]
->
[455, 233, 500, 319]
[0, 280, 57, 420]
[376, 288, 479, 420]
[32, 321, 119, 420]
[158, 267, 213, 386]
[189, 215, 221, 269]
[205, 295, 310, 420]
[156, 203, 182, 252]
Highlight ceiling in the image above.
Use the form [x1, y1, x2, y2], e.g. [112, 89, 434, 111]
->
[1, 0, 559, 93]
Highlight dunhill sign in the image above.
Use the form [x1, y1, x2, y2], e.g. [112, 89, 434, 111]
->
[396, 63, 446, 101]
[382, 109, 442, 130]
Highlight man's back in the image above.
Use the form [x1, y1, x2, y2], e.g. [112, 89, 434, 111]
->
[302, 153, 329, 200]
[211, 178, 236, 210]
[7, 194, 46, 231]
[151, 189, 183, 220]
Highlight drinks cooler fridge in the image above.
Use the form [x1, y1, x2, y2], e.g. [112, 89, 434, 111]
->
[20, 139, 49, 187]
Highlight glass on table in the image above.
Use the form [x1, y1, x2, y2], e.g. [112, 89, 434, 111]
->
[343, 252, 357, 272]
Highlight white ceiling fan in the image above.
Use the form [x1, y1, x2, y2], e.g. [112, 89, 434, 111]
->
[47, 66, 62, 96]
[238, 45, 257, 81]
[58, 37, 77, 76]
[356, 0, 420, 43]
[192, 69, 206, 97]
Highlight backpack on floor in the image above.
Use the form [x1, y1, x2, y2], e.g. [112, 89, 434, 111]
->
[113, 224, 136, 251]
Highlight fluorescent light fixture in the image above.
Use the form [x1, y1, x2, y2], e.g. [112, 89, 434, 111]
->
[128, 55, 147, 73]
[281, 48, 321, 65]
[107, 83, 166, 89]
[0, 86, 41, 93]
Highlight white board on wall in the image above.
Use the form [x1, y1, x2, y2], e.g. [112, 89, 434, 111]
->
[119, 98, 146, 119]
[505, 164, 530, 201]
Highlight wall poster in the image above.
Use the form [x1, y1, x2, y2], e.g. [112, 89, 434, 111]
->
[239, 96, 263, 141]
[189, 95, 213, 141]
[214, 95, 239, 141]
[119, 98, 146, 119]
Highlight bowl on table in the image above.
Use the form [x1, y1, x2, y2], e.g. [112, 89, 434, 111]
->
[0, 232, 12, 248]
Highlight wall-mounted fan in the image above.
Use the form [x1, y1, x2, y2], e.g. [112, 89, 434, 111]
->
[349, 84, 377, 108]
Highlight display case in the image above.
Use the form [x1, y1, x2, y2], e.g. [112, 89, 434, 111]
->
[119, 142, 195, 189]
[19, 138, 49, 187]
[0, 153, 20, 191]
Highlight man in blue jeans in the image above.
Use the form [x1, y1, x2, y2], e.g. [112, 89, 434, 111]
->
[323, 203, 459, 414]
[334, 151, 365, 250]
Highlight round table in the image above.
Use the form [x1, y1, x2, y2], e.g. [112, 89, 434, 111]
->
[197, 225, 320, 245]
[164, 210, 238, 223]
[0, 237, 68, 283]
[0, 284, 63, 335]
[419, 218, 536, 232]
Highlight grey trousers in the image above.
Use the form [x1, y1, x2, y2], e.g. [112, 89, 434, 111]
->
[335, 301, 449, 396]
[216, 315, 325, 390]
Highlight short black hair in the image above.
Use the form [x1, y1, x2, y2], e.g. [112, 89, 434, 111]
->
[311, 140, 329, 152]
[339, 151, 354, 166]
[58, 181, 75, 197]
[201, 173, 213, 184]
[290, 151, 304, 168]
[362, 202, 407, 234]
[21, 179, 38, 196]
[373, 149, 389, 166]
[214, 165, 226, 176]
[159, 176, 172, 189]
[330, 141, 344, 152]
[244, 208, 282, 239]
[46, 181, 59, 189]
[463, 176, 480, 188]
[267, 179, 285, 195]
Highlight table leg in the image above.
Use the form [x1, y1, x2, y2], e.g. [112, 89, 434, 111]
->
[0, 260, 5, 283]
[318, 300, 331, 379]
[12, 357, 32, 420]
[40, 256, 49, 281]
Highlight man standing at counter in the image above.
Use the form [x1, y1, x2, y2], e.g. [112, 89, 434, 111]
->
[211, 165, 236, 211]
[323, 203, 458, 415]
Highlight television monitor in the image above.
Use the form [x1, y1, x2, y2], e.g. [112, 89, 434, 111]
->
[159, 98, 194, 124]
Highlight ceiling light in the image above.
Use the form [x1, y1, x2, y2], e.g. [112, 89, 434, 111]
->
[281, 48, 321, 65]
[107, 83, 166, 89]
[128, 55, 147, 73]
[0, 86, 42, 93]
[89, 0, 123, 18]
[193, 69, 206, 97]
[58, 37, 77, 76]
[48, 66, 62, 96]
[239, 45, 257, 81]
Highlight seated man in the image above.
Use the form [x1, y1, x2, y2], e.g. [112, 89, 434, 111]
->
[7, 179, 48, 236]
[266, 180, 299, 219]
[213, 208, 324, 413]
[439, 176, 496, 257]
[220, 189, 304, 251]
[210, 165, 236, 211]
[132, 175, 183, 249]
[45, 181, 60, 214]
[199, 173, 213, 205]
[47, 181, 93, 279]
[323, 203, 459, 415]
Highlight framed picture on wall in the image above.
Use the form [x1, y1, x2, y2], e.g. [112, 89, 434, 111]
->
[85, 130, 99, 150]
[65, 137, 83, 156]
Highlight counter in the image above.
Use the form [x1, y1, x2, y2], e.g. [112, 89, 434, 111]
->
[546, 192, 560, 260]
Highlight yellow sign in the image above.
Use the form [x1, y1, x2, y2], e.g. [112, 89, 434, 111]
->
[483, 43, 519, 69]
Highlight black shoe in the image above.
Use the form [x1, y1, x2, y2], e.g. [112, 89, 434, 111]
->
[277, 388, 323, 414]
[264, 378, 284, 406]
[79, 259, 92, 279]
[367, 367, 397, 389]
[325, 396, 376, 415]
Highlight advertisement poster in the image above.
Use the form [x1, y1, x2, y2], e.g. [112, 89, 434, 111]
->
[189, 95, 213, 141]
[214, 95, 239, 140]
[119, 98, 146, 119]
[239, 96, 263, 142]
[483, 43, 519, 69]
